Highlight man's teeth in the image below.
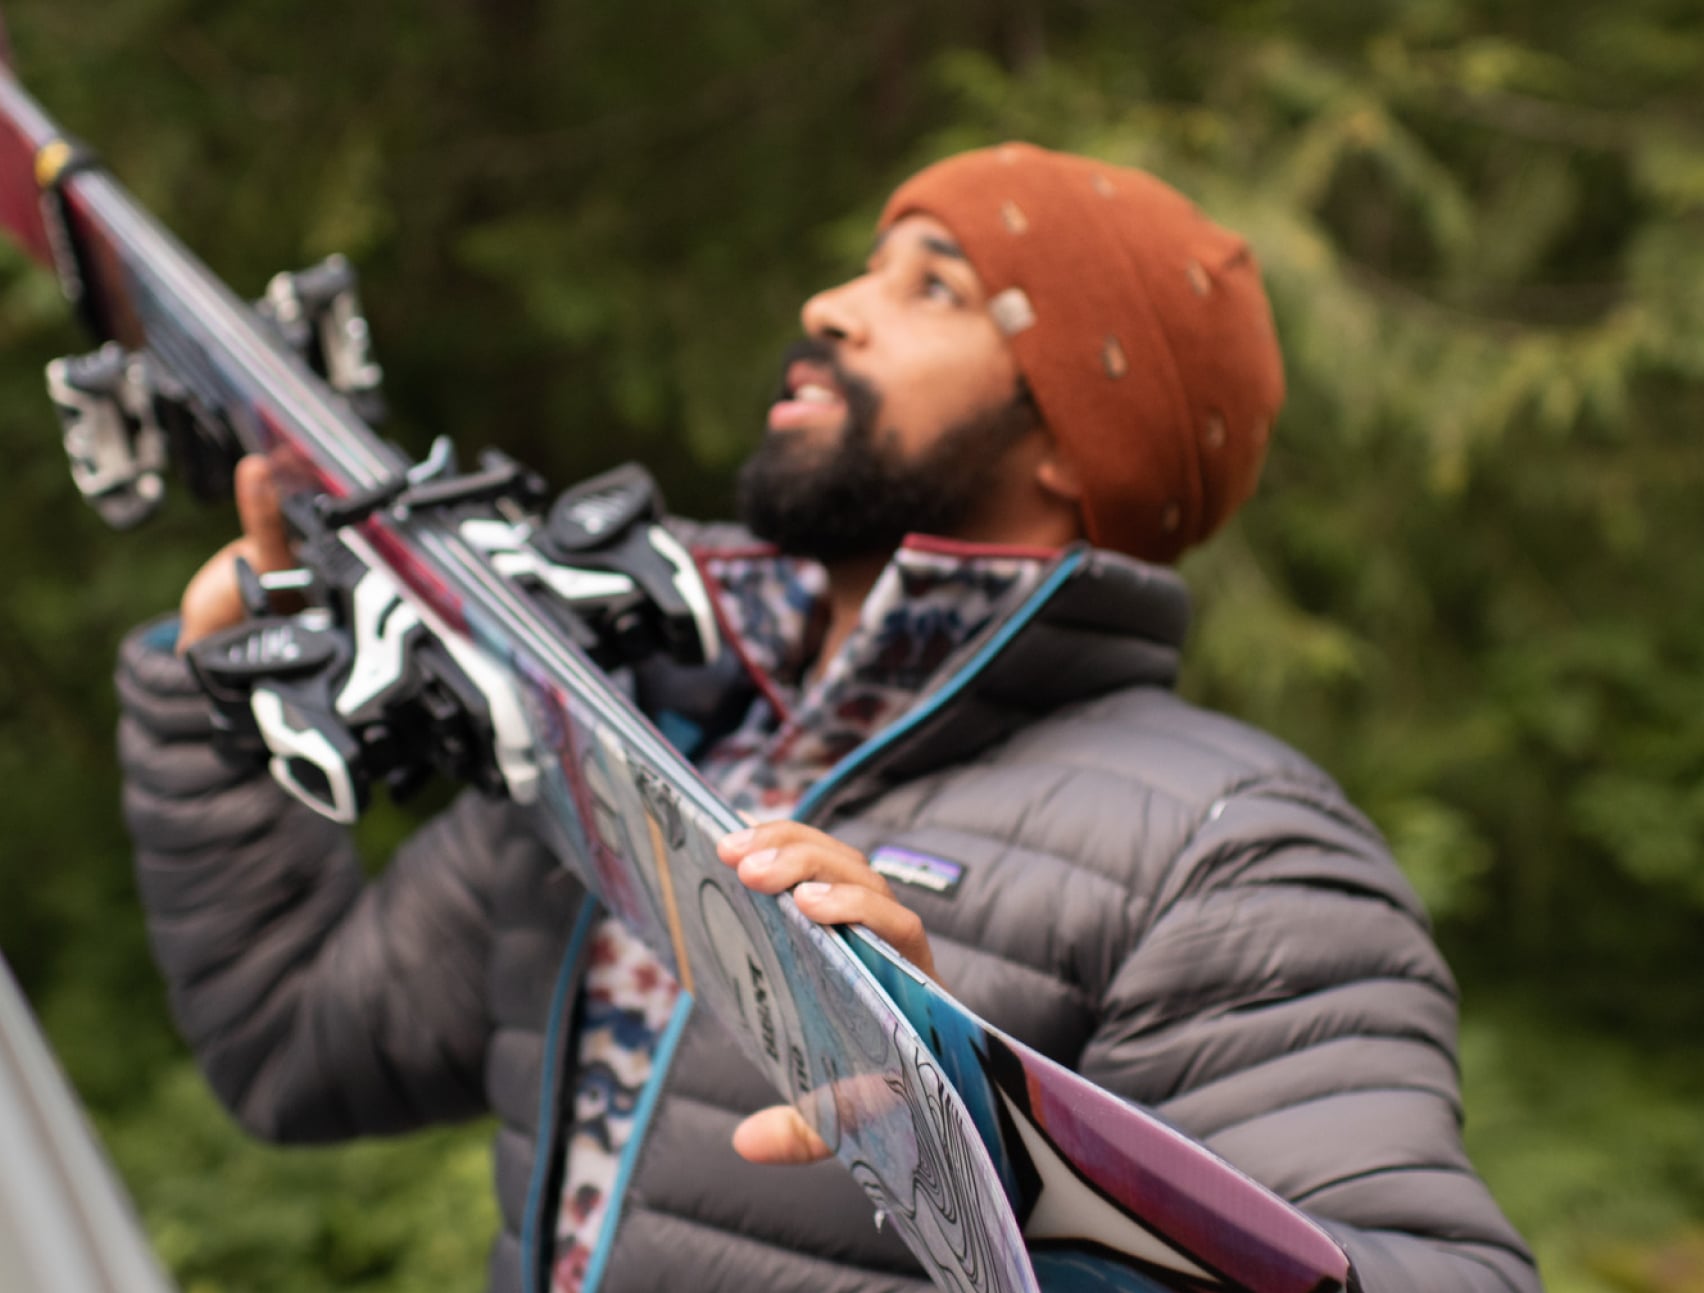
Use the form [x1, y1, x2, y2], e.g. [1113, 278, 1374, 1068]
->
[794, 383, 838, 405]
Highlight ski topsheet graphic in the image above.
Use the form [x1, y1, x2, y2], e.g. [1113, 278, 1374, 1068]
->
[0, 43, 1355, 1293]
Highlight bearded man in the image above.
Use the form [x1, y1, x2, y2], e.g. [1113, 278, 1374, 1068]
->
[118, 144, 1541, 1293]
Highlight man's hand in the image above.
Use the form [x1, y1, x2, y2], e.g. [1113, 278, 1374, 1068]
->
[717, 821, 940, 1166]
[717, 822, 939, 981]
[177, 455, 295, 652]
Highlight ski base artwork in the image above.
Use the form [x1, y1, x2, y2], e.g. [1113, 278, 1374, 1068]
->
[0, 33, 1355, 1293]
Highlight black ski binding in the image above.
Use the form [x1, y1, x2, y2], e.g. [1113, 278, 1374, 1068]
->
[492, 461, 720, 669]
[256, 253, 386, 425]
[46, 341, 170, 529]
[183, 452, 717, 825]
[187, 546, 528, 823]
[314, 435, 548, 530]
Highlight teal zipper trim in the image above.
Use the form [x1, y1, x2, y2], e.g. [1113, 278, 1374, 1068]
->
[793, 548, 1086, 824]
[579, 991, 696, 1293]
[520, 897, 600, 1290]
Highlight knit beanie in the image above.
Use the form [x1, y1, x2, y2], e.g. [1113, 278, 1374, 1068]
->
[879, 142, 1284, 565]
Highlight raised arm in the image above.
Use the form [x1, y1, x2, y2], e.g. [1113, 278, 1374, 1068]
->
[115, 607, 578, 1142]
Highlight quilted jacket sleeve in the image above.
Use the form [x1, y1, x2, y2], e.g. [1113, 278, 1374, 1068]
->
[1077, 777, 1542, 1293]
[115, 618, 513, 1142]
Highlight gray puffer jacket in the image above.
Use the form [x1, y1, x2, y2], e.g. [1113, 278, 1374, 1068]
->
[116, 546, 1539, 1293]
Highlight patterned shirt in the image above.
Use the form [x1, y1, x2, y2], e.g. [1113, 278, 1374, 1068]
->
[551, 537, 1052, 1291]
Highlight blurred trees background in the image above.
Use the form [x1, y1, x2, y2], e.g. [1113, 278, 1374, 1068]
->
[1, 0, 1700, 1289]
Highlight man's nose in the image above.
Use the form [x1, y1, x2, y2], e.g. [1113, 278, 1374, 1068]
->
[800, 279, 869, 345]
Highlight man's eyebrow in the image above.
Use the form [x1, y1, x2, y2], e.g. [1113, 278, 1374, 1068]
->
[922, 234, 967, 261]
[867, 230, 968, 261]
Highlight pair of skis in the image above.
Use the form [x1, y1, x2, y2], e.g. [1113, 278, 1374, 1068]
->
[0, 41, 1354, 1293]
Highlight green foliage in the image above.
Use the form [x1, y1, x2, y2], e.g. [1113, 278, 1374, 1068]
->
[1461, 994, 1704, 1293]
[95, 1064, 494, 1293]
[1, 0, 1701, 1288]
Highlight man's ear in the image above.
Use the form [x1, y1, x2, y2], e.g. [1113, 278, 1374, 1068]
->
[1033, 430, 1086, 508]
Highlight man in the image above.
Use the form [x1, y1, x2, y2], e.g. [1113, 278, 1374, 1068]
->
[118, 144, 1540, 1292]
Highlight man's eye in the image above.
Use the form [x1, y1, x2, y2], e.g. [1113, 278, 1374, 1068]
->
[923, 275, 961, 305]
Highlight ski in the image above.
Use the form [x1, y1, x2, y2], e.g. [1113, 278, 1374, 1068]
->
[0, 44, 1353, 1293]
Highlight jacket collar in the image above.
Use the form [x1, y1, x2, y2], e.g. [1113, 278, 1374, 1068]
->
[796, 545, 1192, 822]
[689, 536, 1192, 822]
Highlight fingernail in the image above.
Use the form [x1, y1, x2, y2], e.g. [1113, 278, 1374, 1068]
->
[722, 827, 755, 851]
[795, 882, 831, 902]
[742, 848, 778, 874]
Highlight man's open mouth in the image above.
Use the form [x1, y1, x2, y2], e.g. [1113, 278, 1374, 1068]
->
[769, 359, 848, 431]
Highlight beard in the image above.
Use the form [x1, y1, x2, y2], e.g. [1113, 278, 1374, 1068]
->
[735, 339, 1037, 565]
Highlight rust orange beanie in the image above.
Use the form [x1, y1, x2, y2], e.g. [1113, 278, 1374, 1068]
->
[879, 142, 1284, 565]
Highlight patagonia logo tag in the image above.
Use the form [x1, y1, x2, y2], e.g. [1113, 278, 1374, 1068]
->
[871, 846, 964, 898]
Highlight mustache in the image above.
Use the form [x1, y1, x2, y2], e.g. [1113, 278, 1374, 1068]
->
[771, 336, 844, 403]
[769, 336, 879, 432]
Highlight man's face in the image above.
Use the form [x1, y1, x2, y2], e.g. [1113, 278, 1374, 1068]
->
[736, 215, 1036, 564]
